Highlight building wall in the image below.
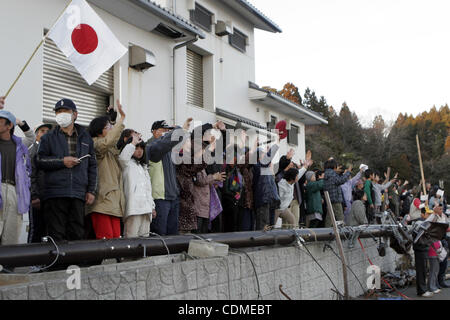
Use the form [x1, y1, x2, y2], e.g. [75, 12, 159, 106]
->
[0, 239, 400, 300]
[0, 0, 180, 141]
[0, 0, 308, 157]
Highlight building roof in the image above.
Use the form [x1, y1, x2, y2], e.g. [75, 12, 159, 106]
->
[220, 0, 282, 33]
[132, 0, 206, 39]
[89, 0, 205, 40]
[248, 82, 329, 125]
[216, 107, 268, 130]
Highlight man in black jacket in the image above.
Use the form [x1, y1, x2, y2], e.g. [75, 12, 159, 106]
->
[28, 123, 52, 243]
[37, 99, 97, 242]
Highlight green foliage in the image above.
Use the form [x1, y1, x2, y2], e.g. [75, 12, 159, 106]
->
[301, 86, 449, 201]
[265, 82, 450, 201]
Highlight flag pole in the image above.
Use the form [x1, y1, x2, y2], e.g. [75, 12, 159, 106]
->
[416, 134, 427, 196]
[4, 0, 73, 98]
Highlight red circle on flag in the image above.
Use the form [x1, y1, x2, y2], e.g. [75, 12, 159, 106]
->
[71, 24, 98, 55]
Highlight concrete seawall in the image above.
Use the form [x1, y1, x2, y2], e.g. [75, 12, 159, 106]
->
[0, 238, 400, 300]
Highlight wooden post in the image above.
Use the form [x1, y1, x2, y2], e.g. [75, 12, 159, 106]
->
[416, 135, 427, 196]
[4, 0, 73, 98]
[324, 191, 349, 300]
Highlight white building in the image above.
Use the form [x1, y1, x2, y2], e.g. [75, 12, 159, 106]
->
[0, 0, 327, 164]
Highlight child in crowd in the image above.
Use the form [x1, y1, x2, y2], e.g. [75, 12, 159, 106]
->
[118, 130, 156, 238]
[274, 168, 299, 228]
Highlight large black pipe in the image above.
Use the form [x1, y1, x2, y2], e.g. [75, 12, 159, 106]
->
[0, 226, 393, 269]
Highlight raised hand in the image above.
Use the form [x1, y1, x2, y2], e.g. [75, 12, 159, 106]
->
[305, 150, 312, 161]
[131, 132, 142, 145]
[304, 159, 314, 168]
[285, 162, 295, 171]
[213, 172, 227, 182]
[207, 136, 217, 152]
[183, 117, 193, 131]
[0, 96, 5, 109]
[213, 120, 226, 131]
[116, 100, 125, 120]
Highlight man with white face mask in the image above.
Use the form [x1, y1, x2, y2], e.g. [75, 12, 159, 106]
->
[37, 99, 97, 243]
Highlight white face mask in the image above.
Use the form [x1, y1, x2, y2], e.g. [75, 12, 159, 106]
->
[55, 113, 73, 128]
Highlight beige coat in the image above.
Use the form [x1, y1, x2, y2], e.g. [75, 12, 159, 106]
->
[87, 119, 125, 218]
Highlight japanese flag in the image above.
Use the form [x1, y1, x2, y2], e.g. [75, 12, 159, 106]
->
[48, 0, 127, 85]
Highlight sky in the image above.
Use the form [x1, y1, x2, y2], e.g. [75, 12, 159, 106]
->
[253, 0, 450, 127]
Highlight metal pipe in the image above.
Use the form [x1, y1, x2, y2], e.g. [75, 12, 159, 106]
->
[172, 36, 199, 125]
[0, 226, 394, 269]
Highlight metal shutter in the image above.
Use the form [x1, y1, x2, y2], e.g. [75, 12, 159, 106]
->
[229, 29, 247, 53]
[190, 3, 212, 32]
[186, 49, 203, 108]
[288, 124, 299, 146]
[43, 37, 113, 127]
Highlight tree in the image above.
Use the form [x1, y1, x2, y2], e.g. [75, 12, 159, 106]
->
[279, 82, 302, 105]
[303, 87, 319, 111]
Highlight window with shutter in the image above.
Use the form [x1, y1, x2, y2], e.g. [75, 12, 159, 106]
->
[288, 124, 299, 146]
[267, 115, 277, 130]
[190, 3, 213, 32]
[186, 49, 204, 108]
[229, 29, 247, 53]
[43, 37, 113, 127]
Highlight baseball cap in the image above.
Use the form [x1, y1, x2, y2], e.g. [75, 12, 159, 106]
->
[151, 120, 174, 131]
[35, 123, 53, 133]
[0, 110, 16, 127]
[54, 99, 77, 112]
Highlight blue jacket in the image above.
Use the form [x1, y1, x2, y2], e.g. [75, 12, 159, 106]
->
[0, 135, 31, 214]
[37, 124, 98, 201]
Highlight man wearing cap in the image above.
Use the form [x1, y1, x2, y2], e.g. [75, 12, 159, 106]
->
[0, 109, 31, 245]
[37, 99, 97, 242]
[28, 123, 52, 243]
[146, 118, 192, 236]
[0, 96, 36, 148]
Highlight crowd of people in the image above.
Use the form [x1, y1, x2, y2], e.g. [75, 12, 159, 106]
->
[0, 95, 449, 295]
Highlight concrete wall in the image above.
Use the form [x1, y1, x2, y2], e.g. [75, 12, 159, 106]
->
[0, 239, 400, 300]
